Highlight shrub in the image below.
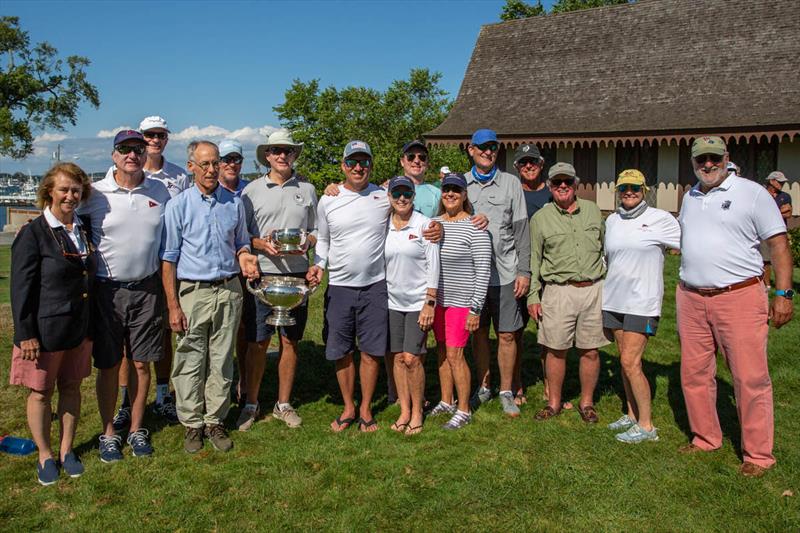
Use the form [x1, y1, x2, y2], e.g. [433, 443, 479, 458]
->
[789, 227, 800, 267]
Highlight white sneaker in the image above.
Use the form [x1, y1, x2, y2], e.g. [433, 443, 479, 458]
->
[236, 404, 260, 431]
[272, 403, 302, 428]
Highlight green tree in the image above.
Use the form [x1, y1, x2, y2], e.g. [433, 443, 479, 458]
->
[0, 16, 100, 159]
[500, 0, 545, 21]
[274, 68, 468, 191]
[551, 0, 631, 13]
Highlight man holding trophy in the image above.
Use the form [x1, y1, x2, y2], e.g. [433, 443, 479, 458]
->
[238, 130, 318, 430]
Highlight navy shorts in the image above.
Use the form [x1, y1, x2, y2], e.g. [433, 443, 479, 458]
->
[323, 280, 389, 361]
[243, 272, 308, 343]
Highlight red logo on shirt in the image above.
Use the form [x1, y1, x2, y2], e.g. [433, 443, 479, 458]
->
[148, 200, 159, 208]
[373, 195, 381, 200]
[409, 234, 418, 240]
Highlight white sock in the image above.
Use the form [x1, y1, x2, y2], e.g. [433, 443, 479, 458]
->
[277, 402, 292, 411]
[156, 384, 169, 404]
[499, 390, 512, 396]
[245, 403, 258, 411]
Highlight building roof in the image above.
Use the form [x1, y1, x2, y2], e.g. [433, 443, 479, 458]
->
[427, 0, 800, 146]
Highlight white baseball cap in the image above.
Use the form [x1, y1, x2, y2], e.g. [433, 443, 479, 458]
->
[767, 171, 787, 183]
[139, 115, 170, 132]
[440, 166, 451, 174]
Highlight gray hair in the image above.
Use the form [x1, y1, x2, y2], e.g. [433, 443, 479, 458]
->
[187, 140, 219, 160]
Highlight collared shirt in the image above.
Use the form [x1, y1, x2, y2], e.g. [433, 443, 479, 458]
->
[145, 159, 191, 198]
[679, 175, 785, 288]
[413, 182, 442, 219]
[315, 183, 390, 287]
[221, 177, 249, 197]
[241, 173, 317, 275]
[465, 169, 531, 286]
[43, 207, 87, 256]
[384, 211, 440, 311]
[527, 198, 606, 305]
[162, 184, 250, 281]
[77, 166, 171, 281]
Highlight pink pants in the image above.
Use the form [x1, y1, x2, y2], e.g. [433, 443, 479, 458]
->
[676, 282, 774, 467]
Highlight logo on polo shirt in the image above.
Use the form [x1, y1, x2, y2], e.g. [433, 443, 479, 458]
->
[148, 200, 159, 208]
[294, 193, 304, 204]
[721, 200, 731, 210]
[409, 234, 418, 240]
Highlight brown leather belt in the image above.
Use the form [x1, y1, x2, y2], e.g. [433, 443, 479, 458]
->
[680, 276, 761, 297]
[552, 278, 599, 288]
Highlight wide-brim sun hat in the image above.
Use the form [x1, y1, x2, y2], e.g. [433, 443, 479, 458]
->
[256, 130, 304, 166]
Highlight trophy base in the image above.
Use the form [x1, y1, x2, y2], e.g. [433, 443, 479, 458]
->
[277, 245, 305, 255]
[266, 311, 296, 326]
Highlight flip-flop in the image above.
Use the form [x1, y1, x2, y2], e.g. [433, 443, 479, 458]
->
[358, 417, 378, 432]
[390, 422, 409, 433]
[405, 424, 423, 436]
[331, 415, 356, 432]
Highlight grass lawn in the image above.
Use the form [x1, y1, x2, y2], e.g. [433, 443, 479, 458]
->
[0, 249, 798, 531]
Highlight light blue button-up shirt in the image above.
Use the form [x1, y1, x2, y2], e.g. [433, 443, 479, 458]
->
[162, 183, 250, 281]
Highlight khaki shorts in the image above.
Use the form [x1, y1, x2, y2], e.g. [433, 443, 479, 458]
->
[537, 281, 610, 350]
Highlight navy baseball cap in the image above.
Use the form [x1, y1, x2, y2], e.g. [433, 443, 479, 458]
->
[402, 140, 428, 153]
[471, 129, 498, 145]
[343, 140, 372, 158]
[388, 176, 415, 191]
[113, 129, 145, 145]
[441, 173, 467, 189]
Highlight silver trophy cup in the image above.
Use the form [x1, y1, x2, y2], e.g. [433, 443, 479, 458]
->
[246, 275, 316, 326]
[270, 228, 308, 255]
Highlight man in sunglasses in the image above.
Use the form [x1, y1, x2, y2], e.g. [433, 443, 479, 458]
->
[237, 130, 317, 430]
[400, 140, 441, 218]
[162, 140, 259, 454]
[77, 130, 172, 461]
[677, 136, 793, 478]
[512, 144, 551, 406]
[307, 140, 440, 432]
[465, 128, 531, 418]
[527, 162, 608, 424]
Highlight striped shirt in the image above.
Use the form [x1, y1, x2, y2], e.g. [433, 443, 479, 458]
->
[434, 217, 492, 309]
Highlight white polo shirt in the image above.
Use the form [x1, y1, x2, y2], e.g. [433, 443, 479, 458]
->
[384, 211, 440, 311]
[679, 176, 785, 288]
[603, 206, 681, 317]
[145, 159, 191, 198]
[315, 183, 390, 287]
[77, 166, 171, 281]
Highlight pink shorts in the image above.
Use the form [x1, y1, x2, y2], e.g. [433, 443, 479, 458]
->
[433, 306, 470, 348]
[9, 338, 92, 391]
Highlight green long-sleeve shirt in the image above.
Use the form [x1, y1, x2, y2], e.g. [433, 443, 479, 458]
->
[527, 198, 605, 305]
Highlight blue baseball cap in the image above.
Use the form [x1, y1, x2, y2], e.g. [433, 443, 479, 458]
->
[441, 173, 467, 190]
[470, 129, 498, 146]
[113, 129, 145, 146]
[343, 140, 372, 159]
[218, 139, 243, 157]
[388, 176, 415, 191]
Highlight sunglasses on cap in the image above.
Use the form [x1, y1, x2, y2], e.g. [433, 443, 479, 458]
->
[693, 154, 724, 165]
[617, 184, 643, 193]
[220, 154, 244, 165]
[474, 143, 499, 153]
[442, 184, 465, 193]
[268, 146, 295, 156]
[550, 178, 575, 187]
[391, 190, 414, 200]
[143, 131, 168, 140]
[344, 158, 371, 168]
[404, 153, 428, 162]
[115, 144, 147, 155]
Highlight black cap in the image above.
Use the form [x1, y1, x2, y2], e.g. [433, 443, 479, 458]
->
[402, 140, 428, 154]
[441, 173, 467, 190]
[513, 144, 542, 165]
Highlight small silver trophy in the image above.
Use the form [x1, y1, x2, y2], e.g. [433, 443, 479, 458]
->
[246, 275, 316, 326]
[270, 228, 308, 255]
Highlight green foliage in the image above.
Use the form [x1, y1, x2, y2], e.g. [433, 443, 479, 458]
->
[500, 0, 632, 20]
[274, 68, 458, 192]
[500, 0, 545, 20]
[0, 16, 100, 159]
[789, 226, 800, 267]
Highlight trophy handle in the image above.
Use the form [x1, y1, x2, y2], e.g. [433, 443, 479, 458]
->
[245, 277, 262, 296]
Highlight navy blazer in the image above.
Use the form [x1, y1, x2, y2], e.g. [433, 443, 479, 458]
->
[10, 215, 96, 352]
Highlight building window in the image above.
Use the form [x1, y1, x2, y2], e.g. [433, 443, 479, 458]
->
[615, 141, 658, 185]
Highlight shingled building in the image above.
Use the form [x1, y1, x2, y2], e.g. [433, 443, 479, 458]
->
[426, 0, 800, 214]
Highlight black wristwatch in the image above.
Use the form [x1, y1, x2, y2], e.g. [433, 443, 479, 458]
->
[425, 299, 436, 307]
[469, 306, 482, 315]
[775, 289, 795, 299]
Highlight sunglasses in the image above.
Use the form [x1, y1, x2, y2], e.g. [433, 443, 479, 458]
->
[47, 225, 90, 260]
[693, 154, 723, 165]
[115, 144, 147, 156]
[391, 190, 414, 200]
[405, 153, 428, 162]
[517, 159, 541, 168]
[143, 131, 168, 140]
[474, 143, 499, 153]
[441, 185, 464, 194]
[344, 158, 371, 168]
[221, 155, 244, 165]
[550, 178, 575, 187]
[617, 184, 643, 193]
[268, 146, 295, 156]
[191, 159, 221, 171]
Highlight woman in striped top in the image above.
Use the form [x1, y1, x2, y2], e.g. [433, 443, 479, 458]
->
[429, 174, 492, 430]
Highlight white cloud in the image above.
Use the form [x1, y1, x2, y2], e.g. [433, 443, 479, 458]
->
[34, 132, 69, 143]
[170, 125, 230, 141]
[96, 126, 132, 138]
[170, 124, 279, 143]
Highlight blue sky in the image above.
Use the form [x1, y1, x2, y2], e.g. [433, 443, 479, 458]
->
[0, 0, 556, 174]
